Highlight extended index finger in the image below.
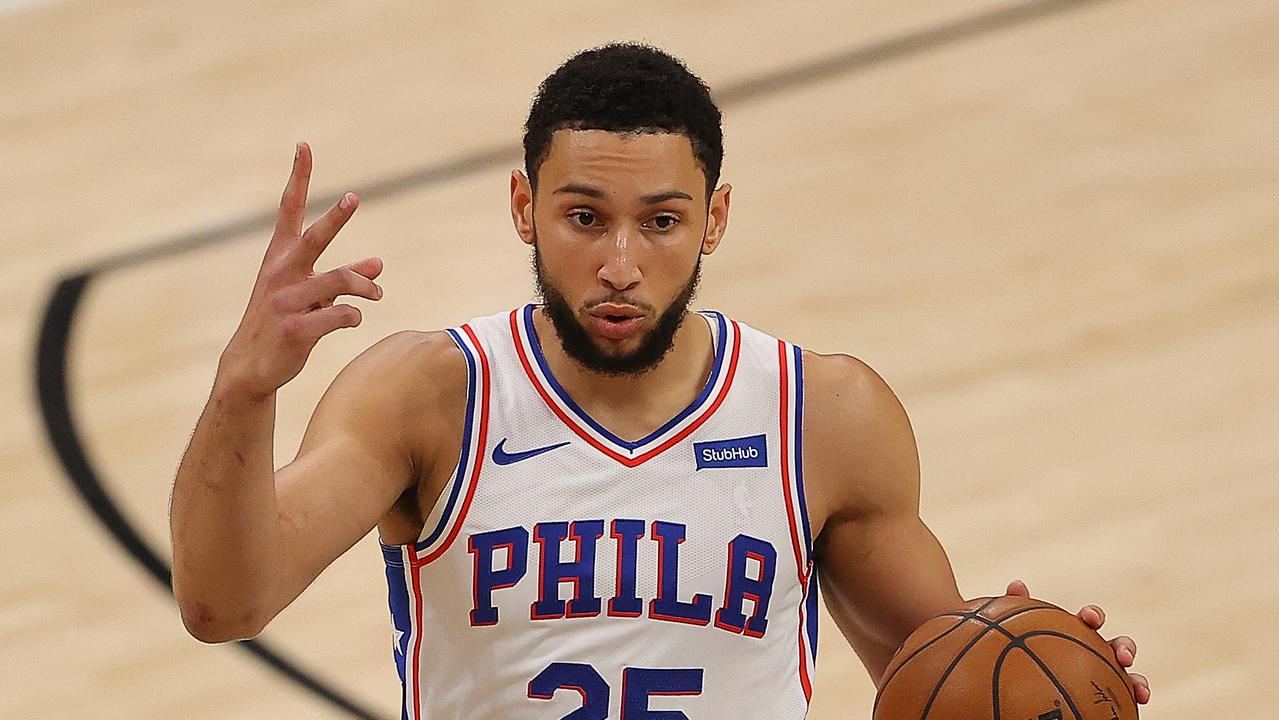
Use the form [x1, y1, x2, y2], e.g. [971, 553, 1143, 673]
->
[299, 192, 360, 265]
[273, 142, 313, 241]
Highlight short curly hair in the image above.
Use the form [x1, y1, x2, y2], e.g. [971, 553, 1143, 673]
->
[523, 43, 724, 199]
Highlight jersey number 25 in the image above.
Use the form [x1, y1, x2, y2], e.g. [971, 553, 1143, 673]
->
[528, 662, 704, 719]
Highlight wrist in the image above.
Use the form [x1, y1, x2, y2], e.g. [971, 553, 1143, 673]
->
[211, 365, 276, 408]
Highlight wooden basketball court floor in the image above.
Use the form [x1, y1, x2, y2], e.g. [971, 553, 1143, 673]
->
[3, 0, 1276, 717]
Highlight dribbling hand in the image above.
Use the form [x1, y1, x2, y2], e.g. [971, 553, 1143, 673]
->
[1005, 579, 1151, 705]
[218, 142, 383, 399]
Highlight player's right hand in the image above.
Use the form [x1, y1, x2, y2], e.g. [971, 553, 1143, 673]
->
[217, 142, 383, 400]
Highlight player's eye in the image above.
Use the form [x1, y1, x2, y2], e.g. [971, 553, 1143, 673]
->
[569, 211, 599, 229]
[644, 215, 680, 232]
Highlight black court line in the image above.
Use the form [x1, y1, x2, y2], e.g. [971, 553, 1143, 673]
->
[32, 1, 1115, 717]
[34, 276, 386, 720]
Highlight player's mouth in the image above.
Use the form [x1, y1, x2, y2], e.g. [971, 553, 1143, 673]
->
[587, 304, 645, 341]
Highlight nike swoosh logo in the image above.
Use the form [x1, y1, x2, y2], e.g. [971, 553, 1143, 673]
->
[491, 438, 571, 466]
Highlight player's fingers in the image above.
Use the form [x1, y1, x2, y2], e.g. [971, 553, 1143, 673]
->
[1078, 604, 1105, 629]
[345, 255, 385, 281]
[272, 143, 313, 244]
[297, 267, 383, 309]
[1128, 672, 1150, 703]
[1004, 580, 1029, 597]
[302, 304, 363, 337]
[1109, 635, 1136, 666]
[300, 192, 359, 265]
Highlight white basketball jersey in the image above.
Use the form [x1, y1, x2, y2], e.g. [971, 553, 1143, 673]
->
[381, 304, 818, 719]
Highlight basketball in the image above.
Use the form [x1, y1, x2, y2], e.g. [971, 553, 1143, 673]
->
[874, 595, 1138, 720]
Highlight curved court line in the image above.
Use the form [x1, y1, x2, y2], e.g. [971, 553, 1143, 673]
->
[33, 1, 1117, 716]
[35, 274, 391, 720]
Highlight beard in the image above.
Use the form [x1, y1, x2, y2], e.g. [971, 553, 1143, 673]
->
[533, 245, 702, 378]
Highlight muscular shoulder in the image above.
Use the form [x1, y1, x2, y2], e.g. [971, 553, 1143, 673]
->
[802, 352, 894, 425]
[340, 329, 468, 422]
[801, 351, 921, 533]
[351, 330, 467, 395]
[316, 330, 468, 457]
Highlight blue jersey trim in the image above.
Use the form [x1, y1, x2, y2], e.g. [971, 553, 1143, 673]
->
[418, 327, 478, 550]
[521, 303, 728, 451]
[382, 550, 411, 705]
[792, 344, 813, 563]
[379, 327, 478, 555]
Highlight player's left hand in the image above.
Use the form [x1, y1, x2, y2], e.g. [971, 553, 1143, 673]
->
[1006, 580, 1151, 705]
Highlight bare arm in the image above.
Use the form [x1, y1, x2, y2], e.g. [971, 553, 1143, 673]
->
[170, 143, 417, 642]
[805, 353, 1153, 706]
[172, 331, 459, 642]
[804, 353, 963, 684]
[170, 374, 280, 642]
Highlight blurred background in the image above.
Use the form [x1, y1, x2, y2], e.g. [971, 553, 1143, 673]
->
[4, 0, 1277, 717]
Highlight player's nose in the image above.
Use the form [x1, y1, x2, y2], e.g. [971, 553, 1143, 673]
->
[597, 224, 641, 291]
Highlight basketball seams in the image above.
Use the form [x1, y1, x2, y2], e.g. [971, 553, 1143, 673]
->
[873, 597, 1002, 716]
[963, 605, 1071, 639]
[934, 602, 1056, 624]
[881, 598, 1044, 719]
[1015, 641, 1086, 720]
[1019, 630, 1136, 705]
[877, 599, 1135, 720]
[989, 603, 1060, 622]
[989, 641, 1082, 720]
[871, 616, 966, 716]
[977, 607, 1135, 707]
[989, 640, 1082, 720]
[990, 641, 1016, 720]
[916, 619, 1013, 719]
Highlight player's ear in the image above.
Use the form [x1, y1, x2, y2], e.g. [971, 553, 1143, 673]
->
[701, 182, 731, 255]
[511, 170, 536, 246]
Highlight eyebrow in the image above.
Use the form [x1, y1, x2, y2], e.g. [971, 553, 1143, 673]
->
[552, 183, 694, 204]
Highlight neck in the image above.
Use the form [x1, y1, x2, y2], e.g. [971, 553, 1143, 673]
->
[532, 307, 714, 439]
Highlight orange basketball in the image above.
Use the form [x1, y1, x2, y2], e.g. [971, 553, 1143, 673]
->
[874, 595, 1138, 720]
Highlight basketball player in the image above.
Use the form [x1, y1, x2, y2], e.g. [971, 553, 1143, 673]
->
[170, 44, 1150, 718]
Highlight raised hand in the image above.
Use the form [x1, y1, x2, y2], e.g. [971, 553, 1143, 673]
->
[218, 142, 383, 399]
[1005, 580, 1151, 705]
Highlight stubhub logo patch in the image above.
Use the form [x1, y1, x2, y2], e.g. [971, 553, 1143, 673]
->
[694, 434, 769, 470]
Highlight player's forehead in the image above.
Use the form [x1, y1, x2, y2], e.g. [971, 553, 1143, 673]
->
[539, 129, 703, 201]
